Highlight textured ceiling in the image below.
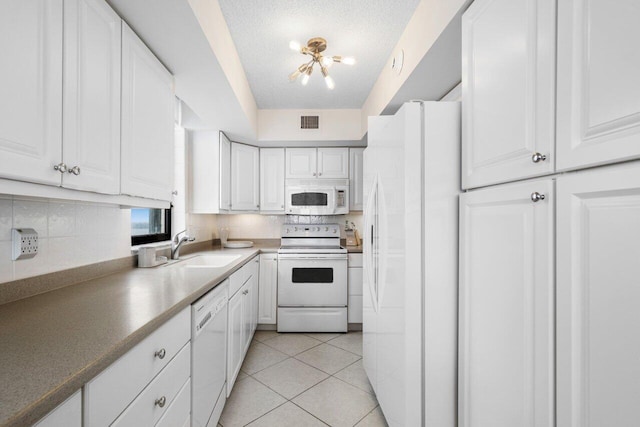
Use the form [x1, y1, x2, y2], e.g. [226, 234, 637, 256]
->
[218, 0, 420, 109]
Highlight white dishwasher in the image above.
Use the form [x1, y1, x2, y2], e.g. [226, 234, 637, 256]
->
[191, 279, 228, 427]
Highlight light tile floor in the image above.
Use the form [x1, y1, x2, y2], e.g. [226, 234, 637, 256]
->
[219, 332, 389, 427]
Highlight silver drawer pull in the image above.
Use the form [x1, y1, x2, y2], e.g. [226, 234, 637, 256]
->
[154, 348, 166, 359]
[155, 396, 166, 408]
[53, 163, 67, 173]
[531, 152, 547, 163]
[531, 192, 545, 202]
[67, 165, 81, 175]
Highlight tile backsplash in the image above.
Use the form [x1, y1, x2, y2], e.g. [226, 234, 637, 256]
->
[0, 196, 131, 284]
[215, 213, 364, 240]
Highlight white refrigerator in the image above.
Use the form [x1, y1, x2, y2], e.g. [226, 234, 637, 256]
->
[363, 101, 460, 426]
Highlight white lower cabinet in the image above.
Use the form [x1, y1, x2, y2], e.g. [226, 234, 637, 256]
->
[111, 344, 190, 427]
[84, 307, 190, 427]
[459, 179, 554, 427]
[258, 254, 278, 325]
[155, 378, 190, 427]
[33, 390, 81, 427]
[226, 256, 259, 396]
[557, 162, 640, 427]
[348, 254, 363, 323]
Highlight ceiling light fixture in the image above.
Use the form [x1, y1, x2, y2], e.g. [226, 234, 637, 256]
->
[288, 37, 355, 90]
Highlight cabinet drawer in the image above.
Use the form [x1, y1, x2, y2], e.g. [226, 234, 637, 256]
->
[348, 254, 363, 267]
[155, 378, 190, 427]
[229, 261, 251, 297]
[112, 344, 190, 427]
[348, 296, 363, 323]
[84, 307, 190, 427]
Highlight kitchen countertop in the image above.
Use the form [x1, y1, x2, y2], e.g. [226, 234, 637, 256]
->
[0, 242, 278, 427]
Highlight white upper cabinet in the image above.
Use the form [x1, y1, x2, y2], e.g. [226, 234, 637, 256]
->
[260, 148, 285, 213]
[286, 148, 317, 179]
[459, 179, 554, 427]
[220, 132, 232, 212]
[349, 148, 364, 211]
[556, 0, 640, 171]
[120, 23, 174, 201]
[557, 162, 640, 427]
[462, 0, 556, 189]
[0, 0, 63, 186]
[317, 147, 349, 178]
[63, 0, 121, 194]
[286, 147, 348, 179]
[231, 143, 259, 211]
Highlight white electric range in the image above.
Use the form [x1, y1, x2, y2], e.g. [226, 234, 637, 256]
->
[277, 224, 348, 332]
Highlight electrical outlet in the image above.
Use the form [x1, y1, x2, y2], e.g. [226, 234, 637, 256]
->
[12, 228, 39, 261]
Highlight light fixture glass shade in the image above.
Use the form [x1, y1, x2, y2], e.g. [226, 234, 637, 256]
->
[321, 56, 334, 68]
[289, 40, 301, 51]
[324, 75, 335, 90]
[341, 56, 356, 65]
[289, 70, 301, 81]
[301, 73, 310, 85]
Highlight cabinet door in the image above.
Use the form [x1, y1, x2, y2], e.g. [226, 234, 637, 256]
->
[318, 147, 349, 179]
[349, 148, 365, 210]
[219, 132, 231, 211]
[260, 148, 285, 213]
[242, 282, 252, 355]
[461, 0, 556, 189]
[0, 0, 62, 186]
[258, 254, 277, 325]
[34, 390, 81, 427]
[121, 23, 174, 201]
[557, 162, 640, 427]
[63, 0, 120, 194]
[231, 143, 259, 211]
[556, 0, 640, 171]
[286, 148, 317, 179]
[459, 179, 554, 427]
[226, 290, 243, 397]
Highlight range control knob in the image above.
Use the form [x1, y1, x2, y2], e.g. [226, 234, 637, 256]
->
[285, 228, 290, 233]
[325, 227, 329, 231]
[333, 229, 337, 234]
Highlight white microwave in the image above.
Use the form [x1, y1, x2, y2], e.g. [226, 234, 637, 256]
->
[285, 179, 349, 215]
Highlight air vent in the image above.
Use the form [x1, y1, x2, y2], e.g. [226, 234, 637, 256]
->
[300, 115, 319, 129]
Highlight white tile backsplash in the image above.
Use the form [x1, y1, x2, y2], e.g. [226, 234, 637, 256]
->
[0, 196, 132, 284]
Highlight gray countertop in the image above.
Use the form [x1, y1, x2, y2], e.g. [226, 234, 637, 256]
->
[0, 243, 278, 427]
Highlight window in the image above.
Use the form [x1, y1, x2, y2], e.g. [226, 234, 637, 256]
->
[131, 208, 172, 245]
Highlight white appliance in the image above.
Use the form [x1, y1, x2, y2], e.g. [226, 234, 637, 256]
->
[363, 102, 460, 426]
[191, 280, 228, 427]
[277, 224, 348, 332]
[285, 179, 349, 215]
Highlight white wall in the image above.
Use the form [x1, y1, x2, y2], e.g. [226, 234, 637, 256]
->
[258, 109, 362, 142]
[0, 196, 131, 284]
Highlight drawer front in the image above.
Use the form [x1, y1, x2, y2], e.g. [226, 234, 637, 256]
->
[112, 344, 190, 427]
[348, 267, 363, 296]
[84, 307, 190, 427]
[155, 377, 190, 427]
[229, 261, 251, 297]
[348, 296, 363, 323]
[348, 253, 363, 267]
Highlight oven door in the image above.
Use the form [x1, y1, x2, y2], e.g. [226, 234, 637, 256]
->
[278, 254, 347, 306]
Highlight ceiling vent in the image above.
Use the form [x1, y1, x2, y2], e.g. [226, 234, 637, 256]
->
[300, 115, 319, 129]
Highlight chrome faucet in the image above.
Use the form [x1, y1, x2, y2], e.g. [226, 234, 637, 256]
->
[171, 230, 195, 260]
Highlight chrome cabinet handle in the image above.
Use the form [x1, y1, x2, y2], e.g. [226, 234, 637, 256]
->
[319, 172, 322, 176]
[531, 152, 547, 163]
[53, 163, 67, 173]
[155, 396, 166, 408]
[154, 348, 166, 359]
[531, 192, 545, 202]
[281, 205, 284, 209]
[313, 172, 317, 176]
[67, 166, 81, 175]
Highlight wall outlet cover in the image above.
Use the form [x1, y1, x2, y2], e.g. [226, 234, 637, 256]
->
[12, 228, 38, 261]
